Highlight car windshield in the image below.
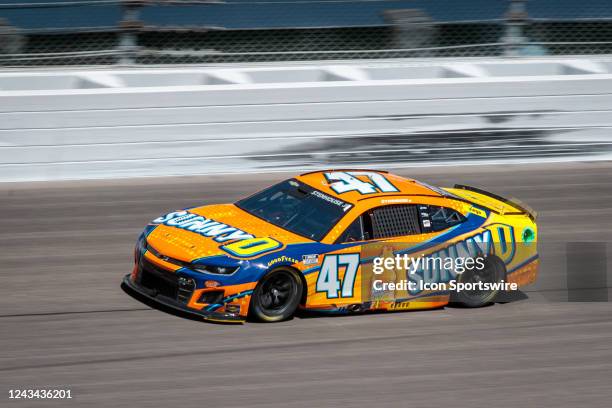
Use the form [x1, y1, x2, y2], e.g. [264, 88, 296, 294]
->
[235, 179, 352, 241]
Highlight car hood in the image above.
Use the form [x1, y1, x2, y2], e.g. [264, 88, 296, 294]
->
[145, 203, 310, 263]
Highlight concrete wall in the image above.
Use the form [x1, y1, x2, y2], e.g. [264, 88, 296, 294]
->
[1, 58, 612, 182]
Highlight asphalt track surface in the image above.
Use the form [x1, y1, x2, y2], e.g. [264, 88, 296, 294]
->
[2, 161, 612, 407]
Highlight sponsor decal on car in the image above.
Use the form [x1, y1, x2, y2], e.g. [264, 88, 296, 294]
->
[310, 190, 353, 212]
[302, 254, 319, 265]
[267, 256, 300, 267]
[406, 224, 516, 295]
[152, 211, 254, 243]
[382, 198, 411, 204]
[469, 206, 487, 218]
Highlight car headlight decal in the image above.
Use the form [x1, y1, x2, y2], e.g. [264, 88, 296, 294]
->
[192, 265, 239, 275]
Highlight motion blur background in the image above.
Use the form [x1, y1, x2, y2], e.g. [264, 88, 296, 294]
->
[1, 2, 612, 407]
[1, 0, 612, 65]
[2, 0, 612, 180]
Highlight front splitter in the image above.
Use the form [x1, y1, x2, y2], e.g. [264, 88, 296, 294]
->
[122, 274, 245, 324]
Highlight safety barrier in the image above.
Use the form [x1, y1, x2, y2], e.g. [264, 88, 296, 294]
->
[1, 57, 612, 181]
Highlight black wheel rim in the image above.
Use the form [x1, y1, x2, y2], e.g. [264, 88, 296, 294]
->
[459, 257, 503, 303]
[257, 270, 298, 315]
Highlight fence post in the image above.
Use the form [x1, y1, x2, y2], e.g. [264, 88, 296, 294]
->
[383, 9, 437, 58]
[118, 0, 146, 65]
[0, 18, 25, 56]
[502, 0, 528, 56]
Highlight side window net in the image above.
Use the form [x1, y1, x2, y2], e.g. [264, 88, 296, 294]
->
[428, 206, 466, 232]
[371, 205, 421, 239]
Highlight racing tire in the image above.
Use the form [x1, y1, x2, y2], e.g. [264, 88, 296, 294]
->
[451, 255, 506, 308]
[250, 268, 303, 322]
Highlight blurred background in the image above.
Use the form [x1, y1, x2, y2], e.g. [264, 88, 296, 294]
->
[0, 0, 611, 66]
[2, 0, 612, 182]
[2, 2, 612, 407]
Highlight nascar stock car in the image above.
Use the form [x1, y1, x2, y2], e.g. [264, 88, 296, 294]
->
[122, 169, 538, 323]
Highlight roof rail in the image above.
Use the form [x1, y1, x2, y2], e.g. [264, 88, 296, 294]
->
[300, 169, 389, 176]
[357, 193, 440, 202]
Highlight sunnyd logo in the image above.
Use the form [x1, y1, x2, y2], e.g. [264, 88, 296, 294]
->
[152, 211, 255, 243]
[407, 224, 516, 295]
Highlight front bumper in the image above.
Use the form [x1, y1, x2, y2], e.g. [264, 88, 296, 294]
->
[122, 274, 246, 324]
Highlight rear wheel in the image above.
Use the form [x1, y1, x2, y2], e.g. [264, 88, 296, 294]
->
[250, 268, 303, 322]
[451, 255, 506, 307]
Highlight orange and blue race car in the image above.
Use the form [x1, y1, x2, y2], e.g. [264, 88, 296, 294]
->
[122, 169, 538, 323]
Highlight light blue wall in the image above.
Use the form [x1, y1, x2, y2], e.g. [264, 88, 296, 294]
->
[0, 0, 609, 31]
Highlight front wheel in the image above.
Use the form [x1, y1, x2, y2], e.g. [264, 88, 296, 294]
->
[451, 255, 506, 308]
[250, 268, 303, 322]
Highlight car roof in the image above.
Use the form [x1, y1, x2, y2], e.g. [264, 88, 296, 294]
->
[296, 169, 444, 204]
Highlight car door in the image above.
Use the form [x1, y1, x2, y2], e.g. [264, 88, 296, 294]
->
[310, 201, 468, 308]
[334, 202, 468, 304]
[315, 203, 423, 307]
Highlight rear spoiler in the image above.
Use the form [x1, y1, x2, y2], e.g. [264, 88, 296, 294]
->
[453, 184, 537, 221]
